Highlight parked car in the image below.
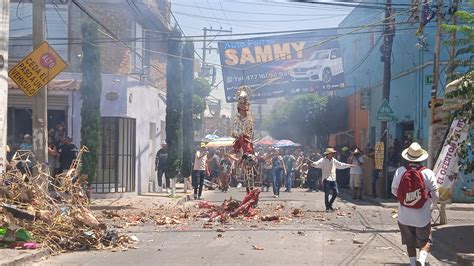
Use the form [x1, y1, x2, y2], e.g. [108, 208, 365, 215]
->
[289, 48, 343, 83]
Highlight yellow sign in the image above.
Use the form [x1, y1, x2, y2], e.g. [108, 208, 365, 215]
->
[375, 142, 384, 170]
[8, 41, 67, 97]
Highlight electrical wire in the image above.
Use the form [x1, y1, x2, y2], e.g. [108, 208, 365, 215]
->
[9, 25, 436, 45]
[172, 11, 348, 23]
[243, 4, 419, 71]
[206, 0, 223, 28]
[217, 0, 232, 29]
[171, 2, 351, 17]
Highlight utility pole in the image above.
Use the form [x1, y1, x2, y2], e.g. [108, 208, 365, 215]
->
[199, 27, 232, 136]
[32, 0, 48, 163]
[200, 27, 232, 81]
[381, 0, 395, 198]
[428, 0, 443, 169]
[428, 0, 448, 224]
[447, 0, 458, 84]
[0, 0, 10, 174]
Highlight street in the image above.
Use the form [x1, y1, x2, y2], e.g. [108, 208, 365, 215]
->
[33, 188, 455, 265]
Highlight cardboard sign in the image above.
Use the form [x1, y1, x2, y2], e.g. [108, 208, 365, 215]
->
[375, 141, 384, 170]
[8, 41, 67, 97]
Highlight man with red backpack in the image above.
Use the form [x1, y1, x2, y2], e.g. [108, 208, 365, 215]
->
[391, 142, 439, 266]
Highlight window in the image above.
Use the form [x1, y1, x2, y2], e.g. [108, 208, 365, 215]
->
[9, 3, 69, 61]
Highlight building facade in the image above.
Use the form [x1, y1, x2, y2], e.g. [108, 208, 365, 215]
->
[6, 0, 171, 194]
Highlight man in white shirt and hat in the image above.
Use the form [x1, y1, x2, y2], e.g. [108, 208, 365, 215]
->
[311, 147, 353, 212]
[348, 148, 364, 200]
[391, 142, 438, 266]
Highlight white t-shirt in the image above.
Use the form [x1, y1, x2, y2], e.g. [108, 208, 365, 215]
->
[349, 155, 364, 175]
[193, 150, 207, 171]
[391, 166, 439, 227]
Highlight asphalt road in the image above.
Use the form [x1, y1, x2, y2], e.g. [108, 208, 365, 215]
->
[34, 188, 450, 265]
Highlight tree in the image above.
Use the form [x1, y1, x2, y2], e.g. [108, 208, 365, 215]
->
[80, 19, 102, 183]
[264, 94, 347, 147]
[182, 41, 194, 178]
[165, 27, 184, 180]
[192, 77, 211, 131]
[442, 1, 473, 173]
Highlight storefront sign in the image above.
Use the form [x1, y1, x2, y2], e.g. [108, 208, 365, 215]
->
[218, 32, 345, 102]
[8, 41, 67, 97]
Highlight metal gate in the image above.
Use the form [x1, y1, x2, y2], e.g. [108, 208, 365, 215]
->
[93, 117, 136, 193]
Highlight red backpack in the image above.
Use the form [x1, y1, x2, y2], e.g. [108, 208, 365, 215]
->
[397, 165, 428, 209]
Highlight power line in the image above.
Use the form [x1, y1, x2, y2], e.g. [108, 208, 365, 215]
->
[243, 4, 418, 71]
[12, 26, 435, 47]
[171, 2, 351, 17]
[170, 9, 204, 61]
[10, 25, 435, 45]
[217, 0, 232, 29]
[206, 0, 223, 28]
[172, 10, 348, 23]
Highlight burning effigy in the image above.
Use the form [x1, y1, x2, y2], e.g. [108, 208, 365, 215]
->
[230, 86, 260, 193]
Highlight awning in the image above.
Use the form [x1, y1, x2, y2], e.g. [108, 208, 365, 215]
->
[8, 79, 80, 91]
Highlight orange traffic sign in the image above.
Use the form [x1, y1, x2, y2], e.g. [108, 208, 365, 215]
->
[8, 41, 68, 97]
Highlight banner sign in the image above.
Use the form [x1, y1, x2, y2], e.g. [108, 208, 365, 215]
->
[434, 118, 470, 202]
[218, 32, 346, 102]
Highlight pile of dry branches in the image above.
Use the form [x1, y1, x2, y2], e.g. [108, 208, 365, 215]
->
[0, 148, 128, 254]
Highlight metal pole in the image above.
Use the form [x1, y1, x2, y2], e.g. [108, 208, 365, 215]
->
[202, 27, 207, 73]
[32, 0, 48, 163]
[428, 0, 443, 169]
[0, 0, 10, 174]
[381, 0, 394, 198]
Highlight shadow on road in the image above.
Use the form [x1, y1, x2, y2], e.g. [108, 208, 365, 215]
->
[432, 225, 474, 263]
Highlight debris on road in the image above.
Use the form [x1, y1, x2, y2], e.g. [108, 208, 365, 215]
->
[252, 245, 264, 250]
[261, 215, 279, 221]
[292, 208, 303, 217]
[0, 147, 131, 254]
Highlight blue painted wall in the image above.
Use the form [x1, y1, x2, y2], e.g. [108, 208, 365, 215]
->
[337, 0, 452, 148]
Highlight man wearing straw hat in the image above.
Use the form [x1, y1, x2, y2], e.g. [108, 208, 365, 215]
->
[348, 148, 364, 200]
[391, 142, 438, 266]
[311, 147, 353, 212]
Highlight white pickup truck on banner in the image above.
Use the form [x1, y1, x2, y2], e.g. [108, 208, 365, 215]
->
[433, 118, 470, 202]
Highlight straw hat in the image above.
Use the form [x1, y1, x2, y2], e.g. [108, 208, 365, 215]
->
[401, 142, 429, 162]
[323, 147, 337, 155]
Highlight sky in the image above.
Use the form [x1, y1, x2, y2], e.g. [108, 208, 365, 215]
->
[171, 0, 354, 116]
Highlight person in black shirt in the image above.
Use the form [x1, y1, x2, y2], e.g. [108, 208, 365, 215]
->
[155, 141, 169, 193]
[58, 137, 78, 173]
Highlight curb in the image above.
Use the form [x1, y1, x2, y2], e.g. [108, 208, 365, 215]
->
[0, 249, 50, 266]
[457, 253, 474, 266]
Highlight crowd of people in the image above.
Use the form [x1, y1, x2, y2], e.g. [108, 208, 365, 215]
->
[6, 122, 78, 176]
[154, 141, 392, 207]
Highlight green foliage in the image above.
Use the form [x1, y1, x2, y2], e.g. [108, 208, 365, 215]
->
[80, 19, 102, 183]
[192, 94, 206, 115]
[192, 77, 211, 130]
[194, 77, 212, 97]
[181, 41, 194, 177]
[165, 26, 184, 179]
[441, 1, 473, 173]
[264, 94, 347, 146]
